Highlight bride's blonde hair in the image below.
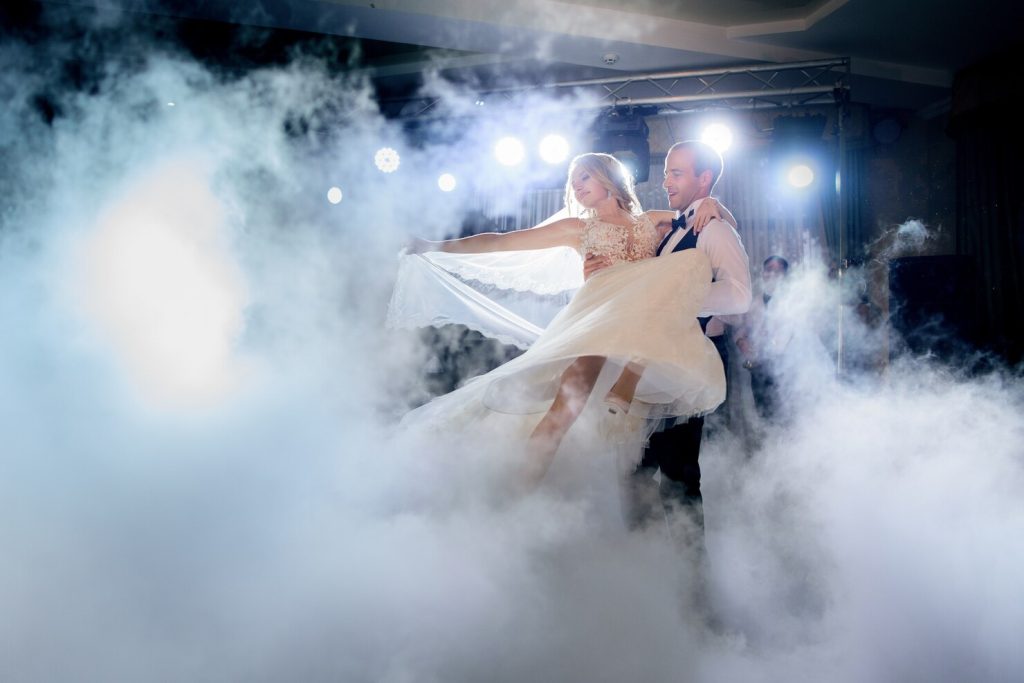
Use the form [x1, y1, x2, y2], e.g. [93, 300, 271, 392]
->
[564, 153, 642, 217]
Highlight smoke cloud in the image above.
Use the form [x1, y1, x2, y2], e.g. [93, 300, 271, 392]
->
[1, 5, 1022, 682]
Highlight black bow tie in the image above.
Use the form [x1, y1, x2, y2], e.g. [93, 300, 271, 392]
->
[671, 208, 694, 231]
[657, 208, 694, 256]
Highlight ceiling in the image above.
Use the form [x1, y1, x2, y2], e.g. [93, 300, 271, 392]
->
[31, 0, 1024, 113]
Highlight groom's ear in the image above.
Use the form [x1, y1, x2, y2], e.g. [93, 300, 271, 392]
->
[698, 169, 713, 193]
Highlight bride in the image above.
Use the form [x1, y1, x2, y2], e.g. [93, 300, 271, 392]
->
[395, 153, 731, 489]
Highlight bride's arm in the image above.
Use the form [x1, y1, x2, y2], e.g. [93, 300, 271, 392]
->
[694, 198, 738, 230]
[646, 210, 676, 239]
[410, 217, 583, 254]
[645, 200, 738, 239]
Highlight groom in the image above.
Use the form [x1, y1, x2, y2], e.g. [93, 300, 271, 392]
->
[586, 140, 752, 551]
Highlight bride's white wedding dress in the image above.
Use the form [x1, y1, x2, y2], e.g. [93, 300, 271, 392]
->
[388, 214, 726, 458]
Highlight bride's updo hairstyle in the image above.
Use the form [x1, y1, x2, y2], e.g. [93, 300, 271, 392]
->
[565, 153, 642, 217]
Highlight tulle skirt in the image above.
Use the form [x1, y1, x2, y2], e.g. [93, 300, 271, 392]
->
[400, 249, 725, 443]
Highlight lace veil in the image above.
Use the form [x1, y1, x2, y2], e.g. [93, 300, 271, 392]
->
[386, 246, 583, 349]
[386, 208, 588, 348]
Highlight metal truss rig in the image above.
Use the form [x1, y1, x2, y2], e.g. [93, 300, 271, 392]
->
[394, 58, 850, 119]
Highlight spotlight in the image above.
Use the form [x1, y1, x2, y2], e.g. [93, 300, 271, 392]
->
[438, 173, 457, 192]
[701, 123, 733, 154]
[538, 134, 570, 164]
[374, 147, 400, 173]
[494, 137, 525, 166]
[327, 186, 343, 204]
[771, 116, 826, 193]
[786, 164, 815, 189]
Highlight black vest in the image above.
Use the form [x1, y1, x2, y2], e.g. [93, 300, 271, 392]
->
[672, 226, 700, 253]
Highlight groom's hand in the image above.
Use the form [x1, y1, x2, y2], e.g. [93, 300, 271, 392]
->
[583, 253, 612, 280]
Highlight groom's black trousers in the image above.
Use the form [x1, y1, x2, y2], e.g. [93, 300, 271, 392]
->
[622, 334, 729, 534]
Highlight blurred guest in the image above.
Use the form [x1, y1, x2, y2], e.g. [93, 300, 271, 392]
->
[735, 255, 789, 421]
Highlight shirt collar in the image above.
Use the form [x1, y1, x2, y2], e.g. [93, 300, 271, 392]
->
[678, 196, 711, 223]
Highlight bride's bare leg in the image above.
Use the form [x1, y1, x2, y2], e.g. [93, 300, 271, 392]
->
[523, 355, 605, 488]
[605, 362, 645, 414]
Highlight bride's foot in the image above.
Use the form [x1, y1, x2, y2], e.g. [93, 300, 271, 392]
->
[604, 393, 631, 415]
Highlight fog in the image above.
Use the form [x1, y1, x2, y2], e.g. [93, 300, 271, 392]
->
[1, 5, 1022, 682]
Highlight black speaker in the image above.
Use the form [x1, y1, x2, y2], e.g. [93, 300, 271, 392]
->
[889, 255, 978, 360]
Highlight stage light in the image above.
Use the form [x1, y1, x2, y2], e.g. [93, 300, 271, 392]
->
[592, 107, 653, 182]
[374, 147, 400, 173]
[771, 115, 827, 187]
[538, 134, 570, 164]
[787, 164, 815, 189]
[701, 123, 733, 154]
[438, 173, 457, 192]
[327, 186, 343, 203]
[494, 137, 525, 166]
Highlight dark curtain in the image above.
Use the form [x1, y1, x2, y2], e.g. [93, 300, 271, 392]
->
[949, 52, 1024, 364]
[844, 147, 867, 262]
[820, 141, 867, 265]
[820, 144, 839, 263]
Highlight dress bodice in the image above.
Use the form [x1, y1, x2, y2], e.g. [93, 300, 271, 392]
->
[578, 213, 660, 264]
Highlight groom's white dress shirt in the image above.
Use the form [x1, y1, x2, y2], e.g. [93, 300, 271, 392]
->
[660, 197, 752, 335]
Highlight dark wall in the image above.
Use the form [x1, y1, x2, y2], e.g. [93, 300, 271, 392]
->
[860, 110, 957, 256]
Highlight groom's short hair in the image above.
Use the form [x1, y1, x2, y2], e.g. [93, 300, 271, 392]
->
[668, 140, 724, 191]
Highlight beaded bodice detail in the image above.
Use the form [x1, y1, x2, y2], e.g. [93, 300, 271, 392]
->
[578, 213, 659, 264]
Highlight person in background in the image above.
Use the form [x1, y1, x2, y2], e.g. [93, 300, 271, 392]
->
[735, 255, 790, 422]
